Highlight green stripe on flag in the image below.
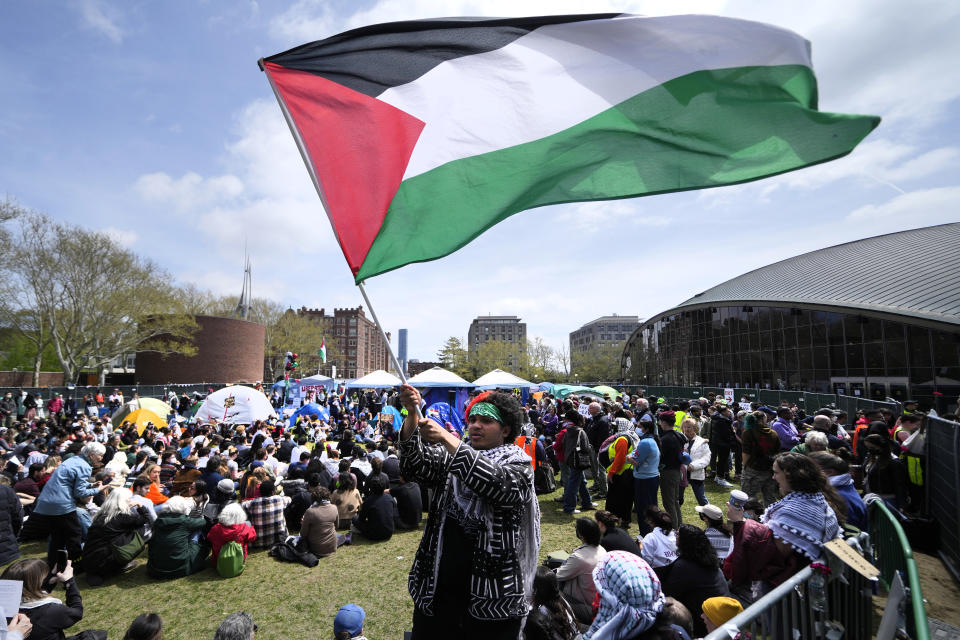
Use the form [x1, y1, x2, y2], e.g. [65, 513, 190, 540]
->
[356, 64, 878, 282]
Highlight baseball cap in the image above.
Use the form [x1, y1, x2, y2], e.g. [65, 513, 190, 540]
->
[334, 604, 365, 637]
[696, 504, 724, 520]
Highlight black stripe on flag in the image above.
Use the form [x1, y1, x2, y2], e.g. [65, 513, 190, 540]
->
[264, 14, 622, 98]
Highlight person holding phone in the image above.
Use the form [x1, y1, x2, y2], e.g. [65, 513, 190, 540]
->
[2, 557, 106, 640]
[19, 442, 105, 566]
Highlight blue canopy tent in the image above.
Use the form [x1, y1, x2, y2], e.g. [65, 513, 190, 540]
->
[407, 366, 474, 416]
[287, 402, 331, 427]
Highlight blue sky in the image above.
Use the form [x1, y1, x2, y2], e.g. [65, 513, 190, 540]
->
[2, 1, 959, 367]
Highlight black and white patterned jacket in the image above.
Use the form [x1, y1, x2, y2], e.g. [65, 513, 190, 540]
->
[399, 433, 536, 620]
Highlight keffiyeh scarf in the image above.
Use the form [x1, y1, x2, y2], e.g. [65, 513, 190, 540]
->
[584, 550, 664, 640]
[763, 491, 840, 561]
[450, 442, 542, 601]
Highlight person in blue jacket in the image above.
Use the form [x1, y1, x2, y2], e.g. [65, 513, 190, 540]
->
[809, 451, 868, 531]
[628, 417, 661, 536]
[20, 441, 104, 565]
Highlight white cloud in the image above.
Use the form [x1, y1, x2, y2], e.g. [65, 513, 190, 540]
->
[101, 226, 137, 248]
[846, 186, 960, 223]
[134, 172, 244, 212]
[77, 0, 124, 44]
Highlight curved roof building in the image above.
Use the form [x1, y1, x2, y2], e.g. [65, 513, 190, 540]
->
[622, 223, 960, 410]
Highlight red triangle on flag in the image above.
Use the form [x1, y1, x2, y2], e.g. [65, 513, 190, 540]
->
[264, 62, 425, 275]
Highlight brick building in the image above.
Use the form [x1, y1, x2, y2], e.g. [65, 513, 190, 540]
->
[136, 315, 266, 384]
[296, 306, 392, 379]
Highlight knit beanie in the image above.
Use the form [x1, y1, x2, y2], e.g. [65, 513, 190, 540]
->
[702, 596, 743, 627]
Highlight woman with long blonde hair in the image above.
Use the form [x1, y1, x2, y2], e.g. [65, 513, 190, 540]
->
[138, 464, 168, 505]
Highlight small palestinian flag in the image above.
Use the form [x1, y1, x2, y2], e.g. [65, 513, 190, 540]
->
[261, 14, 879, 282]
[318, 338, 326, 363]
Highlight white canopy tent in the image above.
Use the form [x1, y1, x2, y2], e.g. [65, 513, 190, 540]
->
[195, 385, 276, 424]
[407, 366, 474, 388]
[345, 369, 402, 389]
[472, 368, 535, 390]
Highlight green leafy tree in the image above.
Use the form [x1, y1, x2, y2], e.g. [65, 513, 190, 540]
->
[436, 336, 469, 377]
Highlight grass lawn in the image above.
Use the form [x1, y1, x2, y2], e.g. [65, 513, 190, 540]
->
[14, 478, 737, 640]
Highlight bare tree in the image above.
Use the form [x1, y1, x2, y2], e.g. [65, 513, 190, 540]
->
[0, 205, 198, 385]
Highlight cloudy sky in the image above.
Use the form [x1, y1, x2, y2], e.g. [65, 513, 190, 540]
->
[2, 1, 958, 366]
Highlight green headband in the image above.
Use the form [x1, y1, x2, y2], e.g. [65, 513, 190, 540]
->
[469, 401, 503, 424]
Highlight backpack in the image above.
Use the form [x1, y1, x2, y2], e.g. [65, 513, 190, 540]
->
[216, 540, 246, 578]
[534, 464, 557, 495]
[572, 431, 594, 471]
[269, 538, 319, 568]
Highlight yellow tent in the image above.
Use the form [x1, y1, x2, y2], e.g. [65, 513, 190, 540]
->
[117, 408, 168, 436]
[111, 397, 174, 429]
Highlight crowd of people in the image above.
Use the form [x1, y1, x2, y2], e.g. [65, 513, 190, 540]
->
[0, 379, 936, 639]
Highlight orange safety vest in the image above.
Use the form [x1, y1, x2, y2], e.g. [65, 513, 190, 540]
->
[514, 435, 538, 469]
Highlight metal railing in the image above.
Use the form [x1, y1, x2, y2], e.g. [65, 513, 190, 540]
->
[869, 500, 930, 640]
[702, 553, 873, 640]
[926, 416, 960, 584]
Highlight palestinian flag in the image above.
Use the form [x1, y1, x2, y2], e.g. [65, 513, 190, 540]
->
[261, 14, 879, 282]
[318, 338, 326, 363]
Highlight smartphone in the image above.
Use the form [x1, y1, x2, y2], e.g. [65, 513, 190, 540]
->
[55, 549, 68, 573]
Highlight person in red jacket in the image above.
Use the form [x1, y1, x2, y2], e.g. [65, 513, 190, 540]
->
[207, 502, 257, 565]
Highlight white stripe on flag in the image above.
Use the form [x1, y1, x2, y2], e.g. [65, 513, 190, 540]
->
[378, 14, 812, 181]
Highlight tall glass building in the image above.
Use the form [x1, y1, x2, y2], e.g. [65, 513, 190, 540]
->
[622, 223, 960, 412]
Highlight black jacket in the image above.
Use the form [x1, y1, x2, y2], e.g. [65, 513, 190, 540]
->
[355, 492, 396, 541]
[20, 577, 84, 640]
[659, 429, 687, 470]
[586, 415, 611, 452]
[391, 481, 422, 530]
[600, 526, 641, 556]
[710, 414, 737, 447]
[0, 484, 23, 565]
[282, 479, 312, 531]
[83, 507, 149, 575]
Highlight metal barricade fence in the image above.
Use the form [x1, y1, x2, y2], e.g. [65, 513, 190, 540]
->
[926, 416, 960, 583]
[869, 500, 930, 640]
[702, 555, 873, 640]
[0, 383, 233, 402]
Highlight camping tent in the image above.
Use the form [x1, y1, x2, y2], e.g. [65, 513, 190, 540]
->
[592, 385, 622, 400]
[121, 408, 168, 436]
[287, 402, 331, 427]
[408, 366, 474, 415]
[551, 385, 604, 400]
[345, 370, 402, 389]
[111, 397, 174, 429]
[194, 385, 276, 424]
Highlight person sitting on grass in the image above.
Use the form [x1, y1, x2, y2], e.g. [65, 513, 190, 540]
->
[640, 506, 677, 569]
[138, 464, 169, 506]
[334, 604, 369, 640]
[522, 566, 579, 640]
[123, 613, 163, 640]
[213, 611, 258, 640]
[331, 472, 362, 530]
[3, 557, 105, 640]
[696, 504, 733, 561]
[556, 517, 607, 624]
[147, 495, 209, 579]
[84, 487, 151, 585]
[700, 596, 744, 636]
[207, 503, 257, 567]
[352, 474, 396, 542]
[657, 524, 730, 637]
[595, 509, 641, 557]
[243, 479, 289, 550]
[300, 485, 340, 557]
